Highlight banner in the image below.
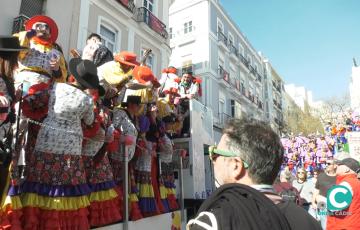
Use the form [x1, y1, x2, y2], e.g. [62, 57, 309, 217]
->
[348, 132, 360, 161]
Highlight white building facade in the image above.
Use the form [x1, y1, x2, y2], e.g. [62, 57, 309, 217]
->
[263, 60, 285, 133]
[284, 84, 314, 112]
[169, 0, 266, 142]
[1, 0, 172, 76]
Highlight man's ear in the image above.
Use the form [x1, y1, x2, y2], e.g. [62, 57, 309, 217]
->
[232, 157, 246, 180]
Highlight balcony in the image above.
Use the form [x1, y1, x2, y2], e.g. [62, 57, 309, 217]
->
[254, 96, 258, 105]
[241, 85, 246, 96]
[229, 45, 239, 61]
[134, 7, 168, 39]
[217, 32, 228, 51]
[219, 65, 230, 86]
[235, 80, 241, 91]
[272, 81, 282, 93]
[273, 99, 277, 107]
[12, 14, 29, 34]
[274, 118, 279, 125]
[239, 54, 249, 68]
[116, 0, 135, 12]
[273, 99, 282, 110]
[258, 101, 263, 110]
[249, 66, 257, 77]
[274, 117, 283, 126]
[256, 73, 262, 83]
[248, 93, 255, 103]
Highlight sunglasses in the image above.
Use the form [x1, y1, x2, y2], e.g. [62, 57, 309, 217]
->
[34, 23, 49, 30]
[208, 145, 249, 169]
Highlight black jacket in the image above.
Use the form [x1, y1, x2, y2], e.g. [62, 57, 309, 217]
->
[187, 184, 322, 230]
[187, 183, 291, 230]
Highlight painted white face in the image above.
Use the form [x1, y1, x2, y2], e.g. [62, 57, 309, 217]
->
[33, 22, 50, 38]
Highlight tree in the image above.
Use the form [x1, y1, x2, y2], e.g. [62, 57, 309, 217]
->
[313, 94, 350, 125]
[283, 98, 324, 136]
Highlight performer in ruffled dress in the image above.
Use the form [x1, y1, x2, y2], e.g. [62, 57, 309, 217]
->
[81, 85, 123, 227]
[21, 59, 100, 229]
[0, 36, 27, 230]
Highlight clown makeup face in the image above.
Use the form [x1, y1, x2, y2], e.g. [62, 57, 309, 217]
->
[33, 22, 50, 39]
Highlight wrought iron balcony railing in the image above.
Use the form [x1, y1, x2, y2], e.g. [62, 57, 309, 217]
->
[116, 0, 135, 12]
[217, 31, 228, 46]
[249, 66, 256, 75]
[241, 85, 246, 95]
[12, 14, 29, 34]
[229, 45, 238, 57]
[219, 65, 230, 83]
[134, 7, 168, 39]
[256, 73, 262, 82]
[239, 54, 249, 68]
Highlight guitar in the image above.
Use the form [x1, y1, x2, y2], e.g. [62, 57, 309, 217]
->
[70, 49, 81, 58]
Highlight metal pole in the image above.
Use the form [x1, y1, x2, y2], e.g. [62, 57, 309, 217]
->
[14, 84, 23, 150]
[179, 150, 185, 223]
[123, 144, 129, 230]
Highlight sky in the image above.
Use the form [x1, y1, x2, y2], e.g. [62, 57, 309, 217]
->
[220, 0, 360, 101]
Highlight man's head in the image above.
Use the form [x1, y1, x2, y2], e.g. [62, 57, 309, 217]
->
[296, 168, 307, 181]
[122, 95, 141, 114]
[210, 118, 284, 187]
[313, 168, 322, 179]
[87, 33, 102, 45]
[182, 71, 193, 84]
[325, 159, 337, 174]
[33, 22, 50, 39]
[279, 169, 292, 183]
[25, 15, 58, 43]
[336, 158, 360, 176]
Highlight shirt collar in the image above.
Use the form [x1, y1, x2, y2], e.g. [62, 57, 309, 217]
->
[251, 184, 276, 193]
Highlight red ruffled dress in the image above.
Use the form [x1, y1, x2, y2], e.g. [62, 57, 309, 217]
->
[20, 83, 94, 229]
[82, 107, 122, 227]
[109, 108, 142, 221]
[135, 139, 160, 217]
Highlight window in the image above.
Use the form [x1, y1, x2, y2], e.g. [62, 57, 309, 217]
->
[169, 27, 174, 39]
[219, 100, 225, 122]
[228, 33, 234, 47]
[238, 43, 244, 56]
[217, 19, 224, 34]
[100, 24, 117, 52]
[20, 0, 44, 17]
[143, 0, 154, 12]
[141, 48, 155, 70]
[184, 21, 193, 34]
[247, 55, 252, 65]
[182, 65, 193, 75]
[230, 100, 235, 117]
